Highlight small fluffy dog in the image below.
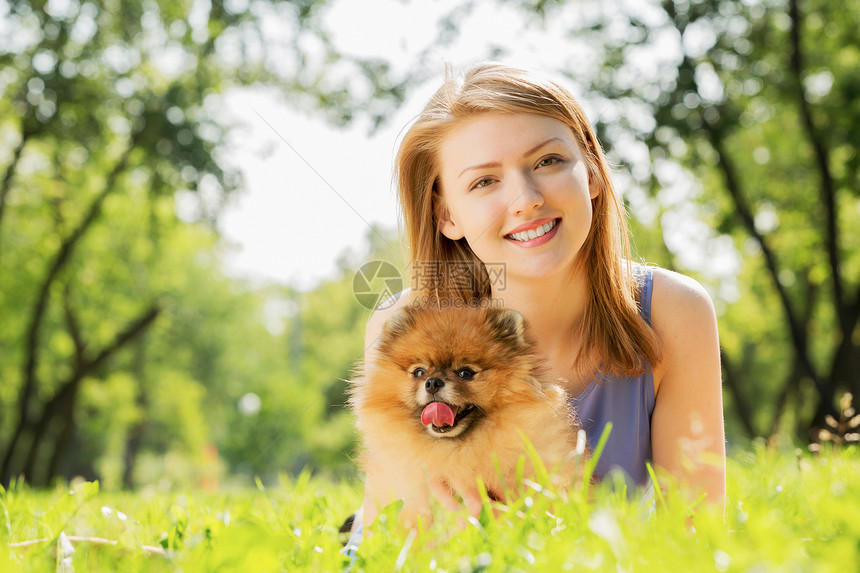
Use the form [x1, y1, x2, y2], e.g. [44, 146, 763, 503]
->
[349, 305, 585, 525]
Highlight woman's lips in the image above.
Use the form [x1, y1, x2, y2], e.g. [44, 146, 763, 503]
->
[505, 218, 560, 247]
[506, 217, 557, 236]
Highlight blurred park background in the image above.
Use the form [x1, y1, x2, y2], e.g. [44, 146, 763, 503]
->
[1, 0, 858, 491]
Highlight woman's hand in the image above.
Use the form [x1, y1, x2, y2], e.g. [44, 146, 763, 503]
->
[428, 478, 484, 519]
[427, 477, 508, 530]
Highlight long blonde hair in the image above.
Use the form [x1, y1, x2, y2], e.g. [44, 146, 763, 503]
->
[395, 63, 660, 376]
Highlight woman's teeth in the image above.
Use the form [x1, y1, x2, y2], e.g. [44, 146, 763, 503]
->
[507, 219, 557, 242]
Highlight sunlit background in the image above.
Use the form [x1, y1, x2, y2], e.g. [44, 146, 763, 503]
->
[1, 0, 857, 491]
[216, 0, 741, 291]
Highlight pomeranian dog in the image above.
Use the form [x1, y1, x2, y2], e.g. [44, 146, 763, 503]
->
[349, 304, 585, 526]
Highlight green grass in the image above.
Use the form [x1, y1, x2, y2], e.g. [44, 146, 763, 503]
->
[2, 445, 859, 572]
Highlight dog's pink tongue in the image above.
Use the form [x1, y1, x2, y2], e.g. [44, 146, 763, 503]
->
[421, 402, 455, 427]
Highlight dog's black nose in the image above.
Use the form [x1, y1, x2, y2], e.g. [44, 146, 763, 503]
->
[425, 377, 445, 394]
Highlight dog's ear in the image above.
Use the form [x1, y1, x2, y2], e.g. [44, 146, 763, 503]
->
[490, 308, 527, 346]
[380, 306, 415, 341]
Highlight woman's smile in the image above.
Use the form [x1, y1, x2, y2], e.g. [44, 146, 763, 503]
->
[504, 217, 560, 246]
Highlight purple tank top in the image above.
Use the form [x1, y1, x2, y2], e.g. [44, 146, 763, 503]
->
[571, 267, 655, 486]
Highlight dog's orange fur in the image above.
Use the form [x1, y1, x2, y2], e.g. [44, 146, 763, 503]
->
[350, 305, 584, 525]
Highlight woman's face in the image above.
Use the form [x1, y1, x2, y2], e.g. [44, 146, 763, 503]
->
[437, 112, 598, 286]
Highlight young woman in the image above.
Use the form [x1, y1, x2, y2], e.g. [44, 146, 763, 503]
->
[355, 63, 725, 532]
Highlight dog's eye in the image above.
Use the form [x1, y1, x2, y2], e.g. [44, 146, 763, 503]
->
[456, 367, 475, 380]
[412, 367, 426, 378]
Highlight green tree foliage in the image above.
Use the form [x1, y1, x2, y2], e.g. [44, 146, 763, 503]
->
[212, 225, 404, 481]
[0, 0, 411, 486]
[504, 0, 860, 440]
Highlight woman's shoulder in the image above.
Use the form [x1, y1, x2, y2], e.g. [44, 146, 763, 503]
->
[649, 267, 716, 322]
[648, 268, 719, 389]
[363, 288, 414, 357]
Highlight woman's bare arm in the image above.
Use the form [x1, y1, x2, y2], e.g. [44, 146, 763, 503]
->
[650, 269, 727, 507]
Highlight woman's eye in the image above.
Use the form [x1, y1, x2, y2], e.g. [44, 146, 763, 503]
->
[471, 177, 493, 190]
[538, 156, 561, 168]
[456, 368, 475, 380]
[412, 368, 426, 378]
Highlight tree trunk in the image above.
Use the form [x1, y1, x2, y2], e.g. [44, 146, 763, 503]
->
[2, 303, 159, 486]
[1, 138, 140, 486]
[720, 352, 757, 439]
[45, 396, 80, 486]
[123, 339, 150, 489]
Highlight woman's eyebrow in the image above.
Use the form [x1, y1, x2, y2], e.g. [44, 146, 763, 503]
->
[457, 137, 565, 179]
[458, 160, 501, 179]
[522, 137, 563, 158]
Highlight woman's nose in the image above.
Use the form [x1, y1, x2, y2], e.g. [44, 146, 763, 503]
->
[507, 172, 544, 214]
